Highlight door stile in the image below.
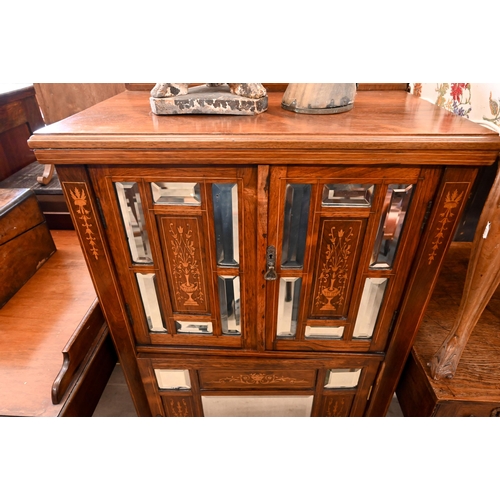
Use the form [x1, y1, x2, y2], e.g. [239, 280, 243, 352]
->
[263, 166, 285, 350]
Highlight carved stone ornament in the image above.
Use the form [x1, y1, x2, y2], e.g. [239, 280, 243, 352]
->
[150, 83, 268, 116]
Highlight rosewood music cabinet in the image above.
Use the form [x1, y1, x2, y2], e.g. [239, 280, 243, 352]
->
[28, 89, 500, 417]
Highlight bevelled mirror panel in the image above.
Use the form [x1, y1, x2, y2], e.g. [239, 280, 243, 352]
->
[154, 369, 191, 390]
[151, 182, 201, 205]
[175, 321, 213, 335]
[281, 184, 311, 269]
[305, 325, 344, 339]
[322, 183, 374, 207]
[370, 184, 413, 269]
[212, 183, 239, 266]
[136, 273, 167, 333]
[115, 181, 153, 264]
[324, 369, 362, 389]
[276, 277, 302, 338]
[202, 395, 314, 417]
[218, 276, 241, 335]
[352, 277, 388, 339]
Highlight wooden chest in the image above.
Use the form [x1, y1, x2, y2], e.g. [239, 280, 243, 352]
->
[0, 188, 56, 307]
[397, 243, 500, 417]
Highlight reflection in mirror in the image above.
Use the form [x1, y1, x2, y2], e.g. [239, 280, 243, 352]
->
[115, 182, 153, 264]
[175, 321, 213, 335]
[322, 184, 374, 207]
[154, 369, 191, 390]
[202, 395, 314, 417]
[281, 184, 311, 269]
[218, 276, 241, 335]
[324, 369, 362, 389]
[370, 184, 413, 269]
[136, 273, 167, 333]
[276, 278, 302, 338]
[305, 325, 344, 339]
[353, 278, 388, 339]
[212, 184, 239, 266]
[151, 182, 201, 205]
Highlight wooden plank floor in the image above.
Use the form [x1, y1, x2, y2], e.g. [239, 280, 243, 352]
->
[0, 230, 96, 416]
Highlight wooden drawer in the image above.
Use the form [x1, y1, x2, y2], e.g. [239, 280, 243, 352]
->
[198, 369, 317, 390]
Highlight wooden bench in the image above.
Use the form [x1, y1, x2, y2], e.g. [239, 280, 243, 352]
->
[0, 85, 118, 416]
[0, 228, 117, 416]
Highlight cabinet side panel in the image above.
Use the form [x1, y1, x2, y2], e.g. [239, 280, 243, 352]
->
[58, 165, 152, 416]
[366, 167, 478, 416]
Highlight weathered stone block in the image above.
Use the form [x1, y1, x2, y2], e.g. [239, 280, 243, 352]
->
[150, 84, 268, 116]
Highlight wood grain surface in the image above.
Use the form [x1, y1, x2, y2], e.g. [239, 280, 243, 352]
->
[0, 230, 97, 416]
[28, 91, 500, 166]
[406, 243, 500, 402]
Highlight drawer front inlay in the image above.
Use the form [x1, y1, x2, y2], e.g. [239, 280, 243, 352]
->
[199, 369, 317, 390]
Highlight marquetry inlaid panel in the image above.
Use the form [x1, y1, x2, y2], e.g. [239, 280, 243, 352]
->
[159, 216, 210, 314]
[198, 369, 317, 390]
[310, 219, 364, 318]
[320, 394, 355, 417]
[161, 395, 196, 417]
[63, 182, 101, 260]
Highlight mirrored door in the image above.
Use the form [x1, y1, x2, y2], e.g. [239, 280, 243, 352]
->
[91, 165, 257, 349]
[266, 165, 423, 352]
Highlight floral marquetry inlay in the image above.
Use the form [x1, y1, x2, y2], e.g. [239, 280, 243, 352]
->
[428, 188, 465, 265]
[214, 373, 309, 385]
[161, 216, 208, 314]
[322, 395, 353, 417]
[167, 398, 191, 417]
[311, 219, 363, 318]
[66, 184, 100, 260]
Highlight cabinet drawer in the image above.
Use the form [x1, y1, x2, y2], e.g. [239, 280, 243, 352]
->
[198, 369, 317, 390]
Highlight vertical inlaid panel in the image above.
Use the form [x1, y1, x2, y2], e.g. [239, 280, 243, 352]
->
[159, 216, 209, 314]
[162, 396, 196, 417]
[311, 219, 363, 318]
[320, 394, 355, 417]
[64, 182, 102, 260]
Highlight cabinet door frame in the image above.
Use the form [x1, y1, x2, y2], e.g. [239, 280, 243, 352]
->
[88, 164, 258, 350]
[264, 165, 440, 353]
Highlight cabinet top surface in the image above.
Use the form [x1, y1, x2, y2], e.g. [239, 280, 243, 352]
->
[28, 91, 500, 165]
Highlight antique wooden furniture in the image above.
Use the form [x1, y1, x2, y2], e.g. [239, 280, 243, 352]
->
[429, 163, 500, 379]
[0, 85, 45, 182]
[0, 163, 74, 229]
[0, 229, 116, 417]
[28, 88, 500, 416]
[0, 85, 73, 229]
[0, 188, 56, 307]
[396, 242, 500, 416]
